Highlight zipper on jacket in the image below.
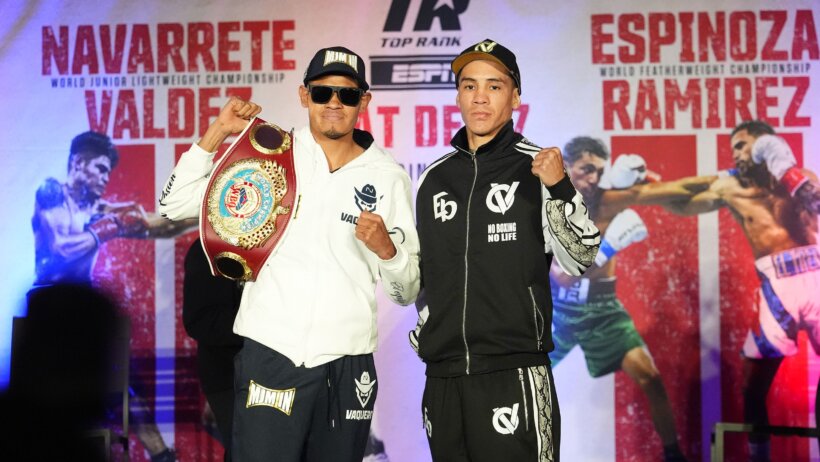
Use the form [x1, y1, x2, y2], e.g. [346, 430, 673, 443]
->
[528, 287, 544, 350]
[462, 149, 478, 374]
[518, 368, 529, 432]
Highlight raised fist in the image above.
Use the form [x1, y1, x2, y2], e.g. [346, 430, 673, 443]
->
[599, 154, 649, 189]
[217, 97, 262, 135]
[751, 134, 796, 181]
[531, 147, 566, 187]
[594, 208, 648, 266]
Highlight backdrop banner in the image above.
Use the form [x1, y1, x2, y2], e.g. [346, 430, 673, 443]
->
[1, 1, 818, 460]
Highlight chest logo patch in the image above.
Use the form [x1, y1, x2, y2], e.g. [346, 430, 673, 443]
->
[433, 191, 457, 222]
[355, 184, 381, 212]
[486, 182, 519, 215]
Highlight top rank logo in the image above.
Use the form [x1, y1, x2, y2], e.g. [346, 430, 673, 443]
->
[374, 0, 469, 91]
[383, 0, 469, 32]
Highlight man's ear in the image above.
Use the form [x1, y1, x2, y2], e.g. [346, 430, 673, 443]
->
[299, 85, 309, 108]
[358, 92, 372, 112]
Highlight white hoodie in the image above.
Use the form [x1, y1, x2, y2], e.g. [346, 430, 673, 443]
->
[159, 126, 420, 367]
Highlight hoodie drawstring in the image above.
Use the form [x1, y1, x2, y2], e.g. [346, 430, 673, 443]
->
[326, 362, 341, 430]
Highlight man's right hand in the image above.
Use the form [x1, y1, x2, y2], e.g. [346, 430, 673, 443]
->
[216, 97, 262, 134]
[197, 97, 262, 152]
[594, 208, 648, 266]
[87, 206, 149, 244]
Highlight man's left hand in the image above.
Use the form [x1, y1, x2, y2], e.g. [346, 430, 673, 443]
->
[355, 211, 397, 260]
[532, 147, 566, 187]
[751, 134, 796, 180]
[599, 154, 651, 189]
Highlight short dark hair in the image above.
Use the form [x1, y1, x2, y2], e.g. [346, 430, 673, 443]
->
[68, 131, 119, 172]
[731, 120, 775, 138]
[563, 136, 610, 165]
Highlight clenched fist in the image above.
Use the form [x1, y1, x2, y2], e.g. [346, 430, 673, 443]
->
[355, 210, 396, 260]
[198, 97, 263, 152]
[87, 204, 149, 243]
[752, 134, 796, 181]
[599, 154, 648, 189]
[531, 147, 566, 187]
[216, 97, 262, 135]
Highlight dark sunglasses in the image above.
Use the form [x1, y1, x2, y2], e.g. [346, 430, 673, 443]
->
[308, 84, 364, 106]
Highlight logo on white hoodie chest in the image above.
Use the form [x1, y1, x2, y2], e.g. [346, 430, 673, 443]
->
[341, 183, 383, 224]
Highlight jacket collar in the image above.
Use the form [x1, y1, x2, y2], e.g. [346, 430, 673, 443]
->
[450, 120, 517, 157]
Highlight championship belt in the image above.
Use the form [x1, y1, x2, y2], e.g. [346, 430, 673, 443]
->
[200, 118, 296, 281]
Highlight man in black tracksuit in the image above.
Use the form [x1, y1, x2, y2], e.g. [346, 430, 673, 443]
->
[412, 39, 600, 462]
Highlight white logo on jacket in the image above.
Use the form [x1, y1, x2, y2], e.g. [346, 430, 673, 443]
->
[433, 191, 457, 222]
[492, 403, 520, 435]
[486, 182, 519, 215]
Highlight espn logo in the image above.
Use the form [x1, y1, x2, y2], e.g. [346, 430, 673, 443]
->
[370, 55, 457, 90]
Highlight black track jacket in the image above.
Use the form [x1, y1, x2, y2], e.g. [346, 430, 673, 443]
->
[412, 121, 600, 377]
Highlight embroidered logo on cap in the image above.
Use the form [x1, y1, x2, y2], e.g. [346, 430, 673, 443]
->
[475, 40, 498, 53]
[324, 50, 359, 71]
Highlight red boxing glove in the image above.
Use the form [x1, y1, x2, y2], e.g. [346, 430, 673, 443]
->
[113, 205, 149, 238]
[87, 215, 120, 244]
[87, 205, 149, 245]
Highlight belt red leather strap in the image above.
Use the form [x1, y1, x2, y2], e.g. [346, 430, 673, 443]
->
[200, 118, 297, 281]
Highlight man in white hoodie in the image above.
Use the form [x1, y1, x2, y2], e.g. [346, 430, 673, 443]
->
[158, 46, 420, 462]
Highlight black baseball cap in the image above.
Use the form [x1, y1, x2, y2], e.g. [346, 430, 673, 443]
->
[303, 46, 369, 91]
[451, 39, 521, 94]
